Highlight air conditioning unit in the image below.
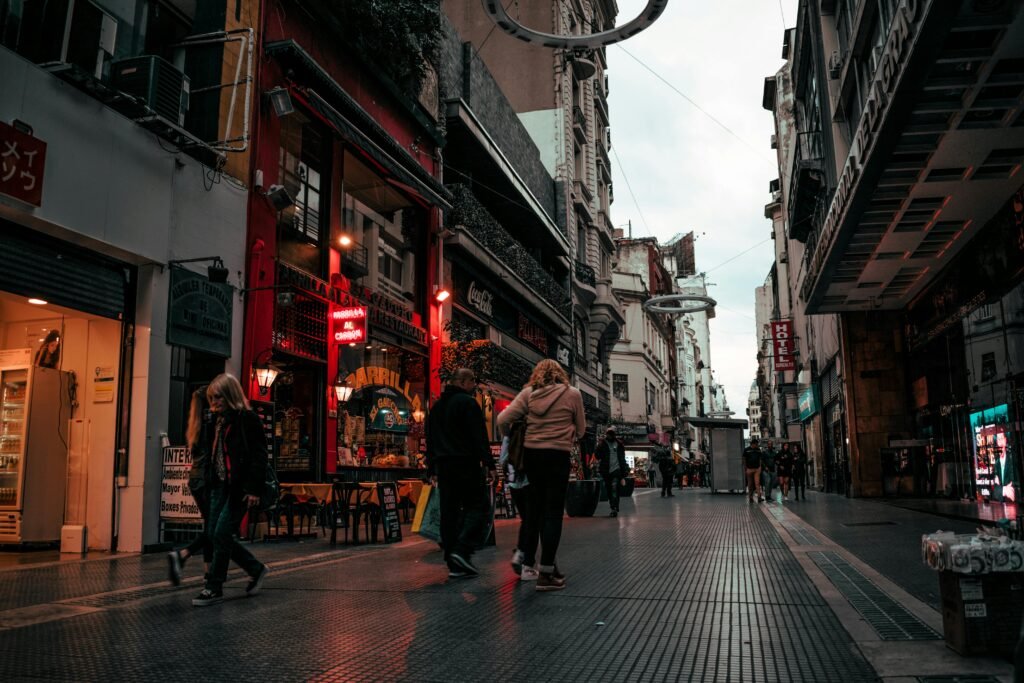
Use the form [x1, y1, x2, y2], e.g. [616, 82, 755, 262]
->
[828, 50, 843, 79]
[21, 0, 118, 79]
[770, 133, 778, 149]
[112, 56, 190, 126]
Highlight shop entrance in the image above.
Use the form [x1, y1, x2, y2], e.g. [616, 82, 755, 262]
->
[271, 362, 324, 482]
[0, 291, 124, 549]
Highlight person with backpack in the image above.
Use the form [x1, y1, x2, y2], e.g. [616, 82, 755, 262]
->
[744, 438, 764, 503]
[595, 428, 628, 517]
[191, 373, 269, 607]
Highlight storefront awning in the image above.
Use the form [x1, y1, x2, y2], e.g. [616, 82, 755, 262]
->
[265, 40, 451, 211]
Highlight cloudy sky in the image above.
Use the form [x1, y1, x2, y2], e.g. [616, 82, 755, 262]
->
[608, 0, 799, 420]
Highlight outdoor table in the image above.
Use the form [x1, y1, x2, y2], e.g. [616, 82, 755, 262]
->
[277, 482, 334, 538]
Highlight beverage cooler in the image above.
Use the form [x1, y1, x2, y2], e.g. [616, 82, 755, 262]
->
[0, 365, 71, 543]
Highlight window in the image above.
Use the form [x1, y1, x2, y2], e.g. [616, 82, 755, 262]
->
[612, 374, 629, 401]
[577, 226, 587, 263]
[981, 352, 997, 382]
[574, 318, 587, 362]
[278, 114, 329, 276]
[378, 239, 404, 291]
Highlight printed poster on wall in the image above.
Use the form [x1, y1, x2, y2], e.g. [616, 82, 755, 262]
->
[160, 447, 202, 521]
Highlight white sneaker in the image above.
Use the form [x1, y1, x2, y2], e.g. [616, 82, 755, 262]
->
[510, 549, 525, 574]
[520, 566, 539, 581]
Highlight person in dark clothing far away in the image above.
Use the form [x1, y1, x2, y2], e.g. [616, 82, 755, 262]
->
[743, 438, 764, 503]
[761, 440, 778, 503]
[425, 368, 495, 579]
[596, 428, 628, 517]
[791, 444, 808, 501]
[776, 443, 794, 502]
[657, 447, 675, 498]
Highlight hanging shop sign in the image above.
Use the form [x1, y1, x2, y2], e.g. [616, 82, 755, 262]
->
[798, 386, 819, 421]
[332, 306, 367, 344]
[607, 422, 650, 439]
[167, 267, 233, 357]
[771, 319, 795, 371]
[0, 121, 46, 207]
[343, 365, 423, 414]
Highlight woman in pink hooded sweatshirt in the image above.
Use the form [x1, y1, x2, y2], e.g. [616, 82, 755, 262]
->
[497, 359, 585, 591]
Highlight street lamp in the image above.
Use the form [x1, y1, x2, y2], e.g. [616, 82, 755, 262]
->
[251, 350, 279, 396]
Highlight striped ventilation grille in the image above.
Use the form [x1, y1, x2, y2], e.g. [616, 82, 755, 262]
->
[0, 225, 127, 320]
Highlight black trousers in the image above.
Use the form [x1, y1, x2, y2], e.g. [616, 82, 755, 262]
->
[436, 460, 489, 561]
[792, 470, 807, 500]
[509, 485, 530, 555]
[602, 473, 621, 512]
[521, 448, 570, 569]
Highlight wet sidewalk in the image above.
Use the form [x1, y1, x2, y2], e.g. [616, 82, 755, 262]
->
[0, 488, 1015, 681]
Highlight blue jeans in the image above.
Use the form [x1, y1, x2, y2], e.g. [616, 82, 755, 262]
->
[761, 470, 777, 499]
[206, 486, 263, 591]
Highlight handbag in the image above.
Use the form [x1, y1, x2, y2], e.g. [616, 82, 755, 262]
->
[414, 484, 441, 542]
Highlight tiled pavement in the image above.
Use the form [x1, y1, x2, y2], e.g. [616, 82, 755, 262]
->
[0, 488, 1013, 682]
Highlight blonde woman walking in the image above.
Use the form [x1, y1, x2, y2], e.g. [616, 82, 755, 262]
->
[497, 359, 585, 591]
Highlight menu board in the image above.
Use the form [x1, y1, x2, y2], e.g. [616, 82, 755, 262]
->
[249, 399, 276, 464]
[376, 482, 402, 543]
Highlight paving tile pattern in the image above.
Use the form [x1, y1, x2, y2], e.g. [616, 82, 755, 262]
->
[0, 492, 877, 682]
[809, 550, 940, 641]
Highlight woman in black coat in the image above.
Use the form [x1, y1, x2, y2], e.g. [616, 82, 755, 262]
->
[191, 373, 269, 607]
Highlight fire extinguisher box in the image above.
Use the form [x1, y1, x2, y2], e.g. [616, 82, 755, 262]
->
[939, 570, 1024, 658]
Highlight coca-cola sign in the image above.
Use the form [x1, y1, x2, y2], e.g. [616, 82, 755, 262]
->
[467, 281, 493, 317]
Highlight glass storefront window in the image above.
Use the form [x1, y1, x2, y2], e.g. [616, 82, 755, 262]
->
[278, 113, 329, 278]
[336, 342, 426, 470]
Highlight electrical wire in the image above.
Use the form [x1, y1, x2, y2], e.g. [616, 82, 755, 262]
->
[705, 238, 772, 273]
[610, 146, 653, 237]
[778, 0, 788, 27]
[614, 45, 776, 168]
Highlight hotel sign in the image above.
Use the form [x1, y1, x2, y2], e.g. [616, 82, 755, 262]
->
[771, 319, 795, 372]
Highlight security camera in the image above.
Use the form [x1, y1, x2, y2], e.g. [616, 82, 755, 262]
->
[266, 184, 294, 211]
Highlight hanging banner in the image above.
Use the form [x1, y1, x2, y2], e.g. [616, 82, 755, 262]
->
[771, 319, 795, 371]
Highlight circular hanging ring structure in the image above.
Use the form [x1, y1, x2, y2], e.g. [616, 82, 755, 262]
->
[642, 294, 717, 315]
[482, 0, 670, 49]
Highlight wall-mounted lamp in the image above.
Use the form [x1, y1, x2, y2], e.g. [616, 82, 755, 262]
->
[338, 234, 353, 247]
[266, 184, 294, 211]
[266, 86, 294, 117]
[334, 370, 354, 404]
[168, 256, 230, 284]
[434, 285, 450, 303]
[412, 408, 425, 423]
[252, 350, 279, 396]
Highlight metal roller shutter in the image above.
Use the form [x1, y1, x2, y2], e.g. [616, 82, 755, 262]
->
[0, 223, 129, 320]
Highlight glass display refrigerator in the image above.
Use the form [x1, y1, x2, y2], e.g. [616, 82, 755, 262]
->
[0, 364, 71, 543]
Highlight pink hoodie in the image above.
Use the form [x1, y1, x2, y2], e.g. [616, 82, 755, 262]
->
[497, 383, 586, 452]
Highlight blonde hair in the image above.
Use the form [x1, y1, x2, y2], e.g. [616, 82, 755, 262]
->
[206, 373, 250, 412]
[185, 388, 210, 449]
[528, 359, 569, 390]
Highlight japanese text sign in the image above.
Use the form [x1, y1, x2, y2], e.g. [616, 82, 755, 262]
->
[771, 319, 795, 371]
[332, 306, 367, 344]
[0, 122, 46, 206]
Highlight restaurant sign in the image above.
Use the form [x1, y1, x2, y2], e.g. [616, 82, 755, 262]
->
[167, 267, 233, 357]
[343, 365, 423, 414]
[368, 291, 426, 346]
[0, 121, 46, 207]
[332, 306, 367, 344]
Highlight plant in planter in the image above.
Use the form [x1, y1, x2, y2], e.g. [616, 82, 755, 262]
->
[565, 479, 600, 517]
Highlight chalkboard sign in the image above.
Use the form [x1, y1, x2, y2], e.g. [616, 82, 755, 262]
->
[249, 400, 276, 464]
[376, 482, 402, 543]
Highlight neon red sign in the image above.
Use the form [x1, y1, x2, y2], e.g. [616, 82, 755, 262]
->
[332, 306, 367, 343]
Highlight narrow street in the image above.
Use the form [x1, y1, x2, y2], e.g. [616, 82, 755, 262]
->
[0, 490, 1013, 682]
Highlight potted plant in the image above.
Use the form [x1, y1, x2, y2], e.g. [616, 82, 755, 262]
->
[565, 479, 600, 517]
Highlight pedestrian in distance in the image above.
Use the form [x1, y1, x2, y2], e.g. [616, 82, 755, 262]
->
[647, 458, 658, 489]
[425, 368, 495, 580]
[761, 440, 778, 503]
[167, 386, 214, 586]
[776, 443, 794, 502]
[657, 446, 675, 498]
[791, 444, 809, 501]
[498, 433, 538, 581]
[595, 428, 628, 517]
[191, 373, 269, 607]
[743, 438, 764, 503]
[497, 359, 585, 592]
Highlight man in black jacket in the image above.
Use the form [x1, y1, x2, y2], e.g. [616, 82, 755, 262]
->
[426, 368, 495, 578]
[596, 428, 628, 517]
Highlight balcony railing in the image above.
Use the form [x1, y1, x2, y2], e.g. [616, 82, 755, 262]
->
[440, 340, 534, 389]
[574, 261, 597, 287]
[339, 240, 369, 279]
[447, 184, 571, 318]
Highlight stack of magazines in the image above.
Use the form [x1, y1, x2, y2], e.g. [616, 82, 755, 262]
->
[922, 530, 1024, 573]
